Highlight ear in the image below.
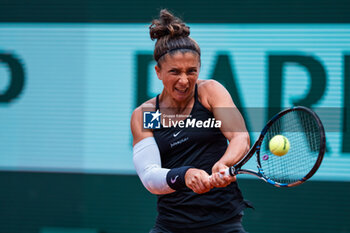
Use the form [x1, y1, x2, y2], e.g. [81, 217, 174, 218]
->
[155, 65, 162, 80]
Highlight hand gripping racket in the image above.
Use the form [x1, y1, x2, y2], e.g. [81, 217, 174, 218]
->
[214, 106, 326, 187]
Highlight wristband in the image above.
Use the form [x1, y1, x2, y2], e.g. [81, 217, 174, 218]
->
[166, 166, 194, 190]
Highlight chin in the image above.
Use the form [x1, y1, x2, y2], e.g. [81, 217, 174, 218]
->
[172, 93, 188, 102]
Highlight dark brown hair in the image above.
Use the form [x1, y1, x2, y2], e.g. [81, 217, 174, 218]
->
[149, 9, 201, 66]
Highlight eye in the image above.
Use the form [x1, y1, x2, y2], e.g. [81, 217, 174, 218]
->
[187, 68, 197, 75]
[169, 69, 179, 75]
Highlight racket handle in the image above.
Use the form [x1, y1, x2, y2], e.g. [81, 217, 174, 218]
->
[209, 167, 232, 180]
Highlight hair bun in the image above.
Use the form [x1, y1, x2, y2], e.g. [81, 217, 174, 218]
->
[149, 9, 190, 40]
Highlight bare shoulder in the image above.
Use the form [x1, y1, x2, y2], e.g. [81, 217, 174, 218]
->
[197, 79, 233, 110]
[130, 98, 156, 146]
[132, 98, 156, 116]
[198, 79, 223, 89]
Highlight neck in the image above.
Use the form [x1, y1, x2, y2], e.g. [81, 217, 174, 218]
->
[159, 90, 195, 113]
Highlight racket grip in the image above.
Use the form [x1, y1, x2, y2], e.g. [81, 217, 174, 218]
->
[219, 168, 231, 178]
[209, 167, 232, 180]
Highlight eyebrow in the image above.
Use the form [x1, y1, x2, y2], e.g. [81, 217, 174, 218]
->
[168, 67, 197, 70]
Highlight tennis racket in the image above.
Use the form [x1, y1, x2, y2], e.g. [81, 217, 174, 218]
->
[212, 106, 326, 187]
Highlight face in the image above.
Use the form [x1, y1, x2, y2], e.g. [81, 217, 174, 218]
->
[155, 52, 200, 103]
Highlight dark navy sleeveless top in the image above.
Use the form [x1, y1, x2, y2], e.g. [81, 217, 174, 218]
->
[153, 84, 247, 229]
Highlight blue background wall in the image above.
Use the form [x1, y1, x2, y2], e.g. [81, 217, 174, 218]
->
[1, 0, 350, 232]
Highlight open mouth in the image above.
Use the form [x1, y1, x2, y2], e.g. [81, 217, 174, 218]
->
[174, 87, 188, 94]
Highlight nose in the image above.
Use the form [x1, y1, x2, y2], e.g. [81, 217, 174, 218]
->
[178, 74, 189, 86]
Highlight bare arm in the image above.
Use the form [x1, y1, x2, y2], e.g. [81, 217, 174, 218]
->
[130, 105, 154, 146]
[203, 80, 250, 187]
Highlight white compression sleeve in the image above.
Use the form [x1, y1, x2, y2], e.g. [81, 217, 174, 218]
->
[133, 137, 175, 195]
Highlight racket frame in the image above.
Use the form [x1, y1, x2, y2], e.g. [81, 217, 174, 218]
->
[229, 106, 326, 187]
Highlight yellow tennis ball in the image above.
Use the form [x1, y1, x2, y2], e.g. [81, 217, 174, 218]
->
[269, 135, 290, 156]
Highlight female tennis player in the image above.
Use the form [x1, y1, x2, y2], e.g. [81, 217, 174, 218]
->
[131, 9, 251, 233]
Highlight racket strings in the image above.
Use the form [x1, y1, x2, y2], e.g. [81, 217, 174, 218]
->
[259, 110, 321, 184]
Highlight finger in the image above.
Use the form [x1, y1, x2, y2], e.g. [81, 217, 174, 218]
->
[212, 173, 226, 187]
[208, 176, 215, 189]
[187, 178, 198, 192]
[218, 172, 235, 187]
[197, 178, 208, 193]
[213, 173, 225, 185]
[212, 165, 226, 174]
[202, 177, 212, 190]
[222, 178, 232, 186]
[189, 176, 203, 194]
[209, 174, 218, 186]
[198, 174, 212, 193]
[212, 173, 221, 184]
[230, 175, 237, 182]
[223, 174, 236, 182]
[187, 182, 195, 192]
[193, 185, 204, 194]
[192, 185, 204, 194]
[220, 175, 236, 187]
